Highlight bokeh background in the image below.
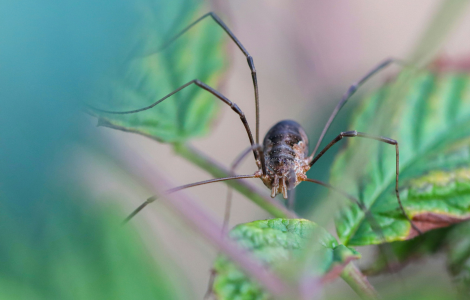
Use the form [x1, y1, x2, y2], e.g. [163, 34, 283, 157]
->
[2, 0, 470, 299]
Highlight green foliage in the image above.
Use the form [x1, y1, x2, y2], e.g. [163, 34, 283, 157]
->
[95, 1, 227, 143]
[212, 219, 360, 299]
[330, 70, 470, 246]
[352, 215, 470, 297]
[0, 194, 186, 300]
[80, 0, 470, 298]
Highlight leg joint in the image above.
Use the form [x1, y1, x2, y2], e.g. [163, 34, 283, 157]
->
[347, 84, 358, 96]
[231, 103, 244, 116]
[247, 56, 256, 73]
[341, 130, 358, 137]
[384, 137, 397, 145]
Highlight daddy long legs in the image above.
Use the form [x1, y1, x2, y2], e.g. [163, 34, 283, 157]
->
[90, 12, 422, 236]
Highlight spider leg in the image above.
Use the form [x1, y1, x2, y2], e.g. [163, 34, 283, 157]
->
[303, 178, 402, 273]
[123, 174, 259, 224]
[309, 130, 422, 235]
[147, 12, 261, 145]
[89, 79, 265, 168]
[202, 144, 263, 300]
[309, 58, 408, 159]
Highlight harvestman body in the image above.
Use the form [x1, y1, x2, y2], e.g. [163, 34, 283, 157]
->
[91, 12, 422, 235]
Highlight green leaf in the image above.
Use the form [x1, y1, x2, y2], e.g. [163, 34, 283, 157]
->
[94, 1, 227, 143]
[212, 219, 360, 299]
[0, 195, 187, 300]
[330, 70, 470, 246]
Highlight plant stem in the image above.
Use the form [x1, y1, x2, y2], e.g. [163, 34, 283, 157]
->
[115, 140, 292, 298]
[340, 263, 379, 300]
[173, 143, 297, 219]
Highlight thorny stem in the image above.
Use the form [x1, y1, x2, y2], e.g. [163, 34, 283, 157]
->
[340, 263, 380, 300]
[172, 143, 297, 219]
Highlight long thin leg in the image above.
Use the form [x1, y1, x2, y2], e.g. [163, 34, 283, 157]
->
[123, 174, 258, 223]
[150, 12, 260, 145]
[303, 178, 401, 271]
[223, 190, 233, 234]
[309, 58, 406, 159]
[204, 145, 263, 300]
[304, 178, 386, 239]
[89, 79, 263, 166]
[309, 130, 422, 234]
[203, 269, 217, 300]
[222, 144, 261, 233]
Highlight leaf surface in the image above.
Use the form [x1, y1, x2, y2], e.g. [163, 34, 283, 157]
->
[330, 70, 470, 246]
[212, 219, 360, 299]
[93, 1, 227, 143]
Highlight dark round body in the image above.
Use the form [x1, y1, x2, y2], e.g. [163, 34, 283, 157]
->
[262, 120, 310, 193]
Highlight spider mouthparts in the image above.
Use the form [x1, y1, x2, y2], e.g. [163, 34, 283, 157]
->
[282, 186, 288, 199]
[271, 186, 277, 198]
[281, 177, 288, 199]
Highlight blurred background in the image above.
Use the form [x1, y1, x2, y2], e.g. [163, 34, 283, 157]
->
[2, 0, 470, 299]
